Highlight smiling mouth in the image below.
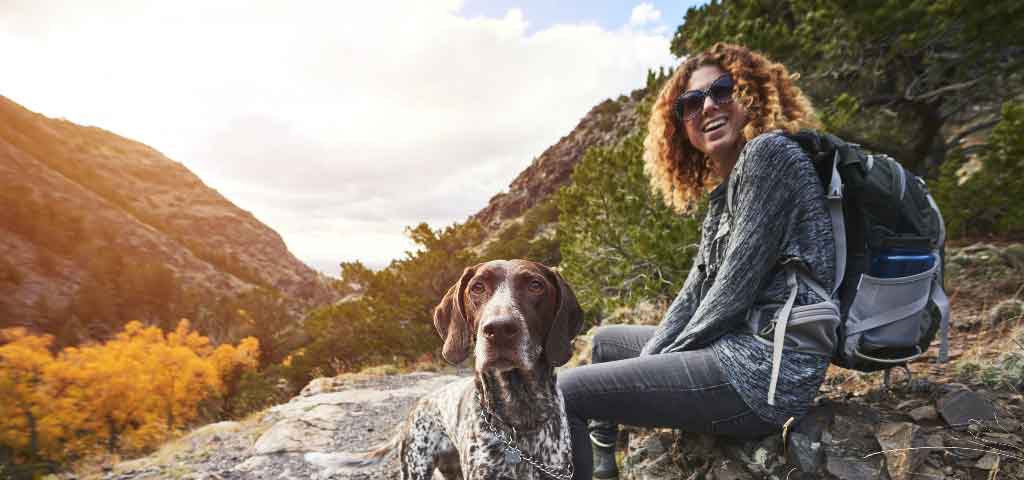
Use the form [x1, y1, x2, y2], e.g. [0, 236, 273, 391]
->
[703, 117, 727, 133]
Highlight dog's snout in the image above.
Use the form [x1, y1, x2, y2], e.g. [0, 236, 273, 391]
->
[481, 316, 521, 343]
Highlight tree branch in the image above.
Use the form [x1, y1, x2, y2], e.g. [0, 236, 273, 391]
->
[909, 78, 983, 103]
[945, 119, 1002, 150]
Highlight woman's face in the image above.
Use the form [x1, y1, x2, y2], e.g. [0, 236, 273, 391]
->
[681, 65, 749, 174]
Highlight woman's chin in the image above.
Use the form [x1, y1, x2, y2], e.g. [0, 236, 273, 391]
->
[705, 131, 742, 157]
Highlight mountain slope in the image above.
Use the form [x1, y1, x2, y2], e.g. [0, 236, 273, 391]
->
[0, 96, 334, 336]
[469, 89, 649, 231]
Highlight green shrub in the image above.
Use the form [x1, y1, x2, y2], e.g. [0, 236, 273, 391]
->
[935, 101, 1024, 239]
[556, 131, 702, 322]
[480, 197, 561, 265]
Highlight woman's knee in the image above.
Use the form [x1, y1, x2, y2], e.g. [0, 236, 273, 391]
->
[556, 369, 584, 416]
[590, 325, 651, 363]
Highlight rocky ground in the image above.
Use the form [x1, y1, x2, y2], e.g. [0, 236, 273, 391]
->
[74, 242, 1022, 480]
[85, 372, 467, 480]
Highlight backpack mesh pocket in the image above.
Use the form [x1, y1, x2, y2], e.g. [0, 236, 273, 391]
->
[842, 263, 938, 366]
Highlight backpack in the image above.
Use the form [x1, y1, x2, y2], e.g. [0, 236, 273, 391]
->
[784, 129, 950, 373]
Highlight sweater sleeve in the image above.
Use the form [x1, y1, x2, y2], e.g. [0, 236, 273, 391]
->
[640, 258, 704, 355]
[661, 133, 812, 353]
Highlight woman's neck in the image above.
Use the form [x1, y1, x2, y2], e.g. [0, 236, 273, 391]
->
[710, 141, 744, 179]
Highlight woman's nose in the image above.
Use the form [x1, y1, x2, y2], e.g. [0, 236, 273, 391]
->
[702, 94, 720, 116]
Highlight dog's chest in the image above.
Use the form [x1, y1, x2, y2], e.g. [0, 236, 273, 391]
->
[456, 416, 572, 480]
[431, 379, 572, 479]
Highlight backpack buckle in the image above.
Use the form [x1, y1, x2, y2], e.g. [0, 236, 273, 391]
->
[827, 150, 844, 200]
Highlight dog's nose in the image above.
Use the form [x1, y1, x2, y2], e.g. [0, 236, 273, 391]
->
[481, 316, 521, 344]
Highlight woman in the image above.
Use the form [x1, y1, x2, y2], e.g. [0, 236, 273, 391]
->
[557, 43, 838, 479]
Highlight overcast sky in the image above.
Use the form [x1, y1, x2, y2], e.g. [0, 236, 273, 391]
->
[1, 0, 701, 274]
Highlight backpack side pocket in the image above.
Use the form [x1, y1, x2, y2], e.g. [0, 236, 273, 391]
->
[843, 263, 938, 367]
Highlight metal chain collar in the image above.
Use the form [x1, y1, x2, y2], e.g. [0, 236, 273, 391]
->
[474, 392, 574, 480]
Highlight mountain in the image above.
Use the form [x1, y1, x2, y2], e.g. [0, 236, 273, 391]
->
[469, 88, 650, 231]
[0, 96, 335, 340]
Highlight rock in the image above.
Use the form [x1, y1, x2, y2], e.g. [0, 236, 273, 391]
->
[937, 388, 997, 428]
[787, 433, 823, 473]
[875, 422, 927, 480]
[1004, 243, 1024, 269]
[622, 431, 688, 480]
[987, 298, 1024, 327]
[908, 405, 938, 422]
[300, 377, 342, 396]
[975, 453, 999, 470]
[916, 464, 945, 479]
[786, 405, 832, 473]
[706, 459, 753, 480]
[233, 456, 270, 473]
[825, 455, 886, 480]
[644, 433, 668, 457]
[830, 403, 882, 451]
[896, 400, 923, 411]
[944, 433, 986, 460]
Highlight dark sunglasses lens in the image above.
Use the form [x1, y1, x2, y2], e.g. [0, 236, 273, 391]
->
[680, 93, 704, 120]
[710, 77, 733, 103]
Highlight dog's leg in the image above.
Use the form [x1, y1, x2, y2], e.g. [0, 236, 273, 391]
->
[434, 447, 462, 480]
[399, 402, 455, 480]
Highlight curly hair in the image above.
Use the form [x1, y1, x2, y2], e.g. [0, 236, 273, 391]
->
[643, 43, 821, 213]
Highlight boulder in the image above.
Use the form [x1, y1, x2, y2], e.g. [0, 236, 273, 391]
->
[937, 388, 997, 428]
[875, 422, 927, 480]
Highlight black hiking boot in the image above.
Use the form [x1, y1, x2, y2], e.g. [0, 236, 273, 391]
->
[591, 438, 618, 479]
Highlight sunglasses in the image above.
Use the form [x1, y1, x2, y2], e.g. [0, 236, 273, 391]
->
[673, 74, 735, 122]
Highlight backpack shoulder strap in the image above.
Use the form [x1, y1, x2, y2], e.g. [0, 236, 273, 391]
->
[826, 149, 846, 297]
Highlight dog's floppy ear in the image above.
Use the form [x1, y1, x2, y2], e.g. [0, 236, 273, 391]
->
[540, 265, 584, 367]
[433, 265, 477, 365]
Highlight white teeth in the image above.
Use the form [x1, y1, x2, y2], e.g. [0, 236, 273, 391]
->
[703, 118, 726, 132]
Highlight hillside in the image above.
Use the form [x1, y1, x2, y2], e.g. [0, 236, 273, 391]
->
[0, 96, 335, 340]
[469, 88, 650, 231]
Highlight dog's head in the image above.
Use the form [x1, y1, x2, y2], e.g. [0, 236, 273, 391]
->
[432, 260, 583, 372]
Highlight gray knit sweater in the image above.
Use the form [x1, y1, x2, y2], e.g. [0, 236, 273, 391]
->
[641, 132, 836, 425]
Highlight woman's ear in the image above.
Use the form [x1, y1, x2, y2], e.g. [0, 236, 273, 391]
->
[432, 265, 477, 365]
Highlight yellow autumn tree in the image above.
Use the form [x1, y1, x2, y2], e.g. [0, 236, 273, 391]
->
[0, 328, 60, 463]
[0, 320, 260, 466]
[61, 322, 166, 454]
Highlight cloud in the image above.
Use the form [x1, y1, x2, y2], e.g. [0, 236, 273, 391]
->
[0, 1, 676, 274]
[630, 3, 662, 27]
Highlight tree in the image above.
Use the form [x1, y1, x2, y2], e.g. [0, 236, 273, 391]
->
[672, 0, 1024, 176]
[556, 131, 702, 318]
[295, 222, 485, 381]
[0, 329, 57, 463]
[935, 101, 1024, 238]
[0, 321, 260, 466]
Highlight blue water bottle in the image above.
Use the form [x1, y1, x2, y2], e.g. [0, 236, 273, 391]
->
[869, 248, 936, 278]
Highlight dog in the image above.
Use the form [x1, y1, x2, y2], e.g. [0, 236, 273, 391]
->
[310, 260, 583, 479]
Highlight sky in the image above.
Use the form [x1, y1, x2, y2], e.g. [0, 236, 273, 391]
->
[1, 0, 704, 275]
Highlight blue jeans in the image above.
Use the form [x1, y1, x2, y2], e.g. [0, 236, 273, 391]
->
[557, 325, 779, 478]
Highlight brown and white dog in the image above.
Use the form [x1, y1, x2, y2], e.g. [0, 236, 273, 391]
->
[310, 260, 583, 479]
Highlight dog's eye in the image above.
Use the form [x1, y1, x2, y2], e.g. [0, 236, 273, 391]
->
[470, 282, 486, 294]
[528, 279, 545, 293]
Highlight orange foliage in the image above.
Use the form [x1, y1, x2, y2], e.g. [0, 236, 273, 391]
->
[0, 320, 259, 463]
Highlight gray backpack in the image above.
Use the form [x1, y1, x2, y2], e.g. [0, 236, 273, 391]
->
[787, 130, 949, 372]
[734, 131, 951, 405]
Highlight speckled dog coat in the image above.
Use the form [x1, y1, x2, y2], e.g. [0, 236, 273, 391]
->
[313, 260, 583, 480]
